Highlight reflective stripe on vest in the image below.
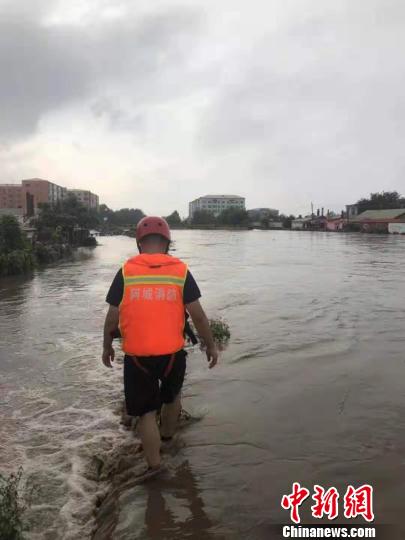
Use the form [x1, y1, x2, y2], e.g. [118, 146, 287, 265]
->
[119, 254, 187, 357]
[123, 275, 185, 286]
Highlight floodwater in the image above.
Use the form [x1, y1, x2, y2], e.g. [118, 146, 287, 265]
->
[1, 231, 405, 540]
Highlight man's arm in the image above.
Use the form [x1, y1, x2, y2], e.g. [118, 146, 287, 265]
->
[102, 305, 119, 368]
[186, 300, 218, 369]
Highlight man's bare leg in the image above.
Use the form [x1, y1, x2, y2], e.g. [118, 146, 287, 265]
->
[137, 411, 161, 469]
[160, 393, 181, 439]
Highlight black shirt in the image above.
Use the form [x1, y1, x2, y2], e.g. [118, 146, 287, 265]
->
[106, 268, 201, 307]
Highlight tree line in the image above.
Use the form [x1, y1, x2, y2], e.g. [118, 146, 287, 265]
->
[189, 208, 295, 228]
[99, 206, 183, 228]
[72, 191, 405, 232]
[356, 191, 405, 213]
[3, 190, 402, 276]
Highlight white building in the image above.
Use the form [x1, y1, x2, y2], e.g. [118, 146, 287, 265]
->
[189, 195, 245, 219]
[292, 218, 308, 230]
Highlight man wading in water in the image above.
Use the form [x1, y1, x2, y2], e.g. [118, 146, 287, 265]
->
[102, 216, 218, 476]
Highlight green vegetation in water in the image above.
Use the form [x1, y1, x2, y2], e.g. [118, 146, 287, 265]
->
[189, 318, 231, 348]
[0, 198, 99, 277]
[0, 250, 36, 277]
[0, 469, 31, 540]
[0, 216, 35, 277]
[0, 216, 72, 277]
[209, 318, 231, 344]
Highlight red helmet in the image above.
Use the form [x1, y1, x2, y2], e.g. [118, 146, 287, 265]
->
[136, 216, 171, 242]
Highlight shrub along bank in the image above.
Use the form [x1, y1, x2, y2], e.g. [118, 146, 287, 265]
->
[0, 210, 96, 278]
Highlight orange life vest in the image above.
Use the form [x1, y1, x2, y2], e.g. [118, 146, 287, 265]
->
[119, 253, 188, 356]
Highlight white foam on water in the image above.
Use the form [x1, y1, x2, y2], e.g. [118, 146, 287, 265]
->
[0, 354, 138, 540]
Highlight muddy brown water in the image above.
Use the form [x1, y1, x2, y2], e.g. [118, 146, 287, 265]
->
[1, 231, 405, 539]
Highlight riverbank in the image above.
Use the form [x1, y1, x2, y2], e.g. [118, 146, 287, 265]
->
[0, 239, 97, 278]
[0, 212, 98, 278]
[117, 225, 250, 236]
[172, 224, 250, 230]
[111, 226, 404, 241]
[113, 223, 405, 235]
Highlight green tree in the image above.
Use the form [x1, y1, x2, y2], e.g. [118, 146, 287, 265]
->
[99, 204, 115, 230]
[191, 210, 216, 225]
[217, 207, 249, 226]
[260, 216, 270, 229]
[279, 214, 295, 229]
[34, 195, 101, 243]
[108, 208, 145, 226]
[0, 216, 26, 254]
[357, 191, 405, 213]
[165, 210, 182, 226]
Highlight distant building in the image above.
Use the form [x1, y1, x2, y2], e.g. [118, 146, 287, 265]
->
[292, 215, 328, 231]
[326, 216, 347, 232]
[247, 208, 282, 229]
[21, 179, 67, 217]
[389, 223, 405, 234]
[0, 184, 23, 219]
[352, 209, 405, 233]
[189, 195, 245, 219]
[292, 218, 308, 230]
[68, 189, 99, 211]
[346, 204, 360, 219]
[1, 179, 100, 218]
[247, 208, 279, 220]
[268, 221, 284, 230]
[353, 209, 405, 221]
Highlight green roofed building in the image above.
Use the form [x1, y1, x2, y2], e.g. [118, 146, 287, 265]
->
[351, 208, 405, 233]
[353, 209, 405, 221]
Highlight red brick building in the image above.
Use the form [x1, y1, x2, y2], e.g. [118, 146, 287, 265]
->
[0, 184, 23, 209]
[21, 179, 67, 216]
[1, 179, 100, 218]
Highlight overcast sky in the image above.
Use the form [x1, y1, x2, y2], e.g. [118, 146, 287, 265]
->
[1, 0, 404, 216]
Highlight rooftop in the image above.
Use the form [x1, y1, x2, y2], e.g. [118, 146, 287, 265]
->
[248, 208, 278, 212]
[354, 209, 405, 220]
[194, 194, 244, 200]
[22, 178, 50, 182]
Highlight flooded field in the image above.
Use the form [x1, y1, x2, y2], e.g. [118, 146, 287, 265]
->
[1, 230, 405, 539]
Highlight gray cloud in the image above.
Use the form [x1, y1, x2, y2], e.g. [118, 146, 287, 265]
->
[0, 20, 87, 138]
[196, 1, 405, 210]
[1, 0, 405, 215]
[0, 3, 204, 140]
[201, 4, 405, 150]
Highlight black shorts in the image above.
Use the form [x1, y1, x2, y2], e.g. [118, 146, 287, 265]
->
[123, 350, 187, 418]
